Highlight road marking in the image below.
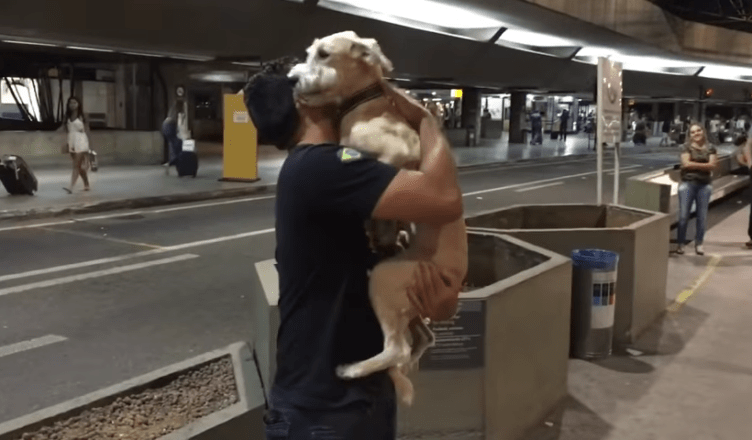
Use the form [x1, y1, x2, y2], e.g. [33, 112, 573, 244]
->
[0, 335, 68, 359]
[667, 254, 722, 313]
[0, 248, 169, 283]
[463, 165, 642, 197]
[0, 254, 198, 297]
[163, 228, 275, 251]
[39, 226, 164, 250]
[515, 181, 565, 193]
[607, 169, 641, 176]
[0, 228, 276, 285]
[151, 195, 277, 213]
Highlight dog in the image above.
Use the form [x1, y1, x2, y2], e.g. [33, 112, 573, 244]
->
[289, 31, 468, 406]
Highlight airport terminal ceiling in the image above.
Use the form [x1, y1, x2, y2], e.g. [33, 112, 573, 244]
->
[651, 0, 752, 33]
[4, 0, 752, 100]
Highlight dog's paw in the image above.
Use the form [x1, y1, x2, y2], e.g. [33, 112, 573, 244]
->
[336, 364, 363, 380]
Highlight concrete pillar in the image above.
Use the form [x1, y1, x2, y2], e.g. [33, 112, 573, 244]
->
[114, 65, 127, 129]
[461, 87, 481, 145]
[509, 92, 527, 144]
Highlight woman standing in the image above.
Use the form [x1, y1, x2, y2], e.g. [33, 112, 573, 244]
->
[63, 97, 91, 194]
[677, 123, 718, 255]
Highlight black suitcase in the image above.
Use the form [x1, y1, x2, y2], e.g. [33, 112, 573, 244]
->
[0, 155, 38, 195]
[176, 151, 198, 178]
[551, 131, 559, 140]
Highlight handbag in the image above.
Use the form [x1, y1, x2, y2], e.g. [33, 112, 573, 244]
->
[88, 150, 99, 172]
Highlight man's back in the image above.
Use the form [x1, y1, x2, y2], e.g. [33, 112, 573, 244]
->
[273, 144, 398, 408]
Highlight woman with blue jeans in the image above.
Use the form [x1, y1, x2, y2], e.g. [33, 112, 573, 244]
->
[677, 124, 718, 255]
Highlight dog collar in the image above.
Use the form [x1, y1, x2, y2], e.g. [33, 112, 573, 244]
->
[338, 83, 384, 121]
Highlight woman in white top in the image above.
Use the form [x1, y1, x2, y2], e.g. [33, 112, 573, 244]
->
[63, 97, 91, 193]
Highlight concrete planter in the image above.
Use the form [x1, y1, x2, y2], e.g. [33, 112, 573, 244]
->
[255, 231, 572, 440]
[466, 203, 671, 346]
[0, 342, 266, 440]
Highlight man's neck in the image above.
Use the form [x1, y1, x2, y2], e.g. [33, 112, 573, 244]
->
[297, 117, 338, 146]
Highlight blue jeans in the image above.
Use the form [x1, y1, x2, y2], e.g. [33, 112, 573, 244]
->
[161, 120, 183, 166]
[265, 392, 397, 440]
[677, 180, 712, 246]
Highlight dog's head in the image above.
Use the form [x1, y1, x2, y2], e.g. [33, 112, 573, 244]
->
[289, 31, 393, 106]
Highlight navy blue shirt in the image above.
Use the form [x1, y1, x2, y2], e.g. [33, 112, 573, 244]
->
[272, 143, 399, 409]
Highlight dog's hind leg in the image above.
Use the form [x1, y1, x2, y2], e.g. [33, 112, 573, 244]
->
[337, 263, 413, 380]
[408, 317, 436, 370]
[336, 310, 411, 380]
[388, 366, 414, 406]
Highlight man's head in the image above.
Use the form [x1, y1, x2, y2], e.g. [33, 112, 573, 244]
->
[243, 56, 340, 150]
[288, 31, 393, 106]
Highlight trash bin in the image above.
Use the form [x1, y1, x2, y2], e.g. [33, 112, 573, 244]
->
[570, 249, 619, 359]
[466, 125, 477, 146]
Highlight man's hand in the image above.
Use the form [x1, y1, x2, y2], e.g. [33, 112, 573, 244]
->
[406, 261, 461, 322]
[381, 81, 434, 132]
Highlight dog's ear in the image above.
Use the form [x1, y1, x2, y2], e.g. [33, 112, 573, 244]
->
[351, 38, 394, 74]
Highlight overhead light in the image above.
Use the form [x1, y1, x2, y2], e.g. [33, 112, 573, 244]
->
[319, 0, 503, 29]
[123, 51, 165, 58]
[499, 29, 580, 47]
[700, 63, 752, 82]
[432, 91, 437, 95]
[232, 61, 262, 67]
[432, 98, 442, 101]
[2, 39, 57, 47]
[169, 54, 213, 62]
[66, 45, 114, 53]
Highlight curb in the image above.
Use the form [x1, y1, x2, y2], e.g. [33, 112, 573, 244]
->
[0, 148, 673, 223]
[0, 184, 276, 224]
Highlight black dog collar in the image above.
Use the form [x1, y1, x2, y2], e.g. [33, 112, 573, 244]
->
[338, 83, 384, 120]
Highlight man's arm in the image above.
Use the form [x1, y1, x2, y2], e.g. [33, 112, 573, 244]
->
[745, 139, 752, 168]
[371, 84, 463, 225]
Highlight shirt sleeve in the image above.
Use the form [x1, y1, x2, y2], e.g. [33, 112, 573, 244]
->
[308, 148, 399, 221]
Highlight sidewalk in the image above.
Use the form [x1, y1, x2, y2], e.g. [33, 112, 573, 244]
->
[525, 201, 752, 440]
[0, 133, 721, 222]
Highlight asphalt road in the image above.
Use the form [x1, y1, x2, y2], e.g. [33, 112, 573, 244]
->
[0, 153, 707, 422]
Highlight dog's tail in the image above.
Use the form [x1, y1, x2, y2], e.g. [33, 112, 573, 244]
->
[389, 366, 415, 406]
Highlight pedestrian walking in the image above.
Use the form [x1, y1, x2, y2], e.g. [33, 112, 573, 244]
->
[161, 100, 188, 174]
[62, 97, 91, 194]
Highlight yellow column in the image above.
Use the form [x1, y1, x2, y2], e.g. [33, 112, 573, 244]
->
[221, 93, 260, 182]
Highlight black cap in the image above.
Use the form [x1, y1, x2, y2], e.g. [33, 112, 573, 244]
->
[243, 57, 301, 150]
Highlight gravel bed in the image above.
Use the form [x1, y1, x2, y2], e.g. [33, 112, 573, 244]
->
[15, 357, 238, 440]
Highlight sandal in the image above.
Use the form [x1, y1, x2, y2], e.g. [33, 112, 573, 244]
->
[84, 187, 90, 192]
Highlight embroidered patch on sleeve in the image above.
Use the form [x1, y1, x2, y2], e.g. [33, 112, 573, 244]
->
[338, 147, 363, 163]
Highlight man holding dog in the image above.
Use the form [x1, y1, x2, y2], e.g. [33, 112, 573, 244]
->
[244, 59, 463, 439]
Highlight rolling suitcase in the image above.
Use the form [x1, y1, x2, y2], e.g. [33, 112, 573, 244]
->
[176, 151, 198, 178]
[0, 154, 38, 195]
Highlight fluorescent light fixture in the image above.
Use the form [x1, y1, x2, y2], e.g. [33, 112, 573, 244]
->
[168, 54, 213, 62]
[2, 39, 57, 47]
[123, 51, 165, 58]
[66, 45, 114, 53]
[319, 0, 502, 29]
[699, 63, 752, 82]
[575, 47, 703, 75]
[232, 61, 262, 67]
[499, 29, 580, 47]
